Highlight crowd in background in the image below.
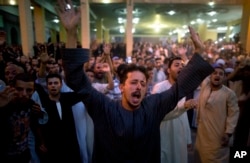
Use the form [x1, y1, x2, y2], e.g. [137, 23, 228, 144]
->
[0, 28, 250, 163]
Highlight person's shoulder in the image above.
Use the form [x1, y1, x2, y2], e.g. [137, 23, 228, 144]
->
[222, 85, 237, 96]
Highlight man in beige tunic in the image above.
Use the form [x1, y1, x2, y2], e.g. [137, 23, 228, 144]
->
[195, 65, 239, 163]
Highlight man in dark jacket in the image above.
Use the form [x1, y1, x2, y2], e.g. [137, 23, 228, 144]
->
[56, 0, 214, 162]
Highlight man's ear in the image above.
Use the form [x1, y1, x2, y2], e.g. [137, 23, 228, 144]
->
[167, 68, 170, 74]
[119, 84, 124, 93]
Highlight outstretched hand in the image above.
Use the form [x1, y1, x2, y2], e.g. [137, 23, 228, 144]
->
[55, 0, 81, 32]
[188, 26, 205, 54]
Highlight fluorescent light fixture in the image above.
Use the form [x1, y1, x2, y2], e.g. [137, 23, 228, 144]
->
[190, 21, 196, 25]
[217, 27, 227, 31]
[132, 28, 135, 33]
[53, 19, 60, 23]
[212, 19, 217, 22]
[208, 1, 215, 6]
[118, 17, 124, 24]
[103, 0, 110, 3]
[133, 18, 140, 24]
[9, 0, 16, 5]
[93, 29, 97, 31]
[168, 10, 176, 15]
[207, 11, 217, 16]
[196, 18, 204, 23]
[119, 27, 125, 33]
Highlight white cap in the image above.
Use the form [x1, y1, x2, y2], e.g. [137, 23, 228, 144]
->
[216, 59, 225, 66]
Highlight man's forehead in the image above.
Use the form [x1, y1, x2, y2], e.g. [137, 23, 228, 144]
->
[15, 80, 34, 87]
[127, 71, 146, 80]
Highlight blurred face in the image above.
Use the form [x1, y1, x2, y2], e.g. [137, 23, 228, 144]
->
[210, 68, 225, 88]
[132, 57, 137, 64]
[148, 70, 154, 81]
[94, 63, 104, 79]
[32, 59, 39, 70]
[5, 64, 18, 85]
[49, 63, 60, 74]
[15, 80, 34, 103]
[47, 77, 62, 97]
[155, 59, 162, 70]
[20, 56, 28, 64]
[86, 71, 95, 83]
[25, 62, 32, 72]
[167, 59, 183, 82]
[120, 71, 147, 111]
[112, 59, 121, 72]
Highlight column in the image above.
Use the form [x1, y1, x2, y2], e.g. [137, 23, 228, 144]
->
[104, 29, 110, 43]
[59, 23, 67, 43]
[50, 29, 57, 43]
[240, 0, 250, 53]
[18, 0, 34, 57]
[126, 0, 133, 57]
[96, 18, 103, 43]
[197, 23, 207, 42]
[33, 5, 46, 43]
[80, 0, 90, 49]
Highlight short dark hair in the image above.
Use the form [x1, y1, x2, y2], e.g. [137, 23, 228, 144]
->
[168, 56, 182, 68]
[46, 73, 62, 83]
[13, 73, 34, 85]
[119, 63, 149, 84]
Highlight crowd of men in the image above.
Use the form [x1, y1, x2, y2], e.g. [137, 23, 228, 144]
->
[0, 0, 250, 163]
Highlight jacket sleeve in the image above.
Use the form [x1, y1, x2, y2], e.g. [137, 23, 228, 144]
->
[145, 54, 214, 122]
[61, 48, 114, 117]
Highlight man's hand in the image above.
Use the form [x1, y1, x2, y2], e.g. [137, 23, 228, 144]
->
[184, 99, 197, 109]
[55, 0, 81, 32]
[102, 63, 111, 73]
[0, 86, 17, 107]
[188, 26, 205, 54]
[221, 133, 230, 147]
[31, 103, 43, 119]
[56, 0, 81, 48]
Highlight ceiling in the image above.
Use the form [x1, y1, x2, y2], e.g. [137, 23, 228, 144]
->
[0, 0, 244, 36]
[43, 0, 243, 36]
[89, 3, 242, 35]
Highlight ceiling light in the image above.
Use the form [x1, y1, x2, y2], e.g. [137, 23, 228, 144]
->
[230, 26, 234, 30]
[167, 10, 176, 16]
[212, 19, 217, 22]
[93, 29, 97, 31]
[118, 17, 124, 24]
[132, 28, 135, 33]
[208, 0, 215, 6]
[190, 21, 196, 25]
[207, 11, 217, 16]
[133, 18, 140, 24]
[196, 18, 204, 24]
[30, 6, 34, 10]
[103, 0, 110, 3]
[217, 27, 227, 31]
[53, 18, 60, 23]
[119, 26, 125, 33]
[9, 0, 16, 5]
[182, 25, 187, 29]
